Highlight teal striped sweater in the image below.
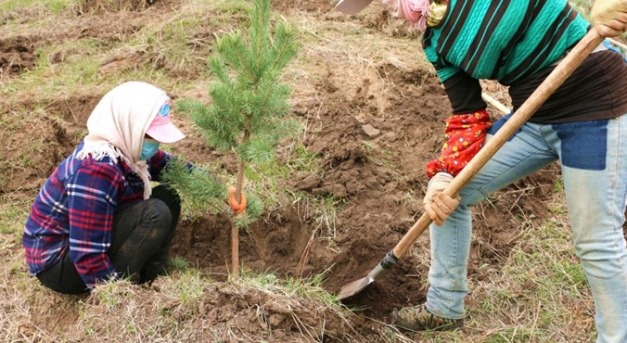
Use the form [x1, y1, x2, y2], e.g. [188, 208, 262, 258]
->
[423, 0, 589, 84]
[421, 0, 627, 123]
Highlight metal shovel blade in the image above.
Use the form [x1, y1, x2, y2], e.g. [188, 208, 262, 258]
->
[337, 251, 398, 301]
[334, 0, 375, 15]
[337, 275, 374, 301]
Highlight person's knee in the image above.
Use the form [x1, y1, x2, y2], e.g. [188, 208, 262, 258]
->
[574, 239, 627, 279]
[151, 185, 181, 204]
[143, 199, 173, 236]
[150, 185, 181, 216]
[458, 187, 488, 207]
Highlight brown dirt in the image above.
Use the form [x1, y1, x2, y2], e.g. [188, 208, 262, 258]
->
[0, 36, 37, 79]
[2, 0, 626, 341]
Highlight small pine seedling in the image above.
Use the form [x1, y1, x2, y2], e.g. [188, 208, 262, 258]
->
[176, 0, 300, 276]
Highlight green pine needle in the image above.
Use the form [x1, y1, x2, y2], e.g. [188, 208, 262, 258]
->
[174, 0, 300, 225]
[191, 0, 300, 157]
[233, 193, 263, 229]
[160, 158, 226, 214]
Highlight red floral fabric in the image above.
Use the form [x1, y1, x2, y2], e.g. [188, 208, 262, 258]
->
[426, 109, 492, 178]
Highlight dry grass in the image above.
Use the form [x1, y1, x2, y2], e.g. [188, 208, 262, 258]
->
[75, 0, 149, 13]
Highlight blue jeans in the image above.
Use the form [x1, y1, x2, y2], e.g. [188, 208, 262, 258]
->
[425, 114, 627, 343]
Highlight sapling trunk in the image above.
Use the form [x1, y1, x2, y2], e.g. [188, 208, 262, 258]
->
[235, 124, 252, 201]
[231, 221, 239, 276]
[231, 126, 250, 277]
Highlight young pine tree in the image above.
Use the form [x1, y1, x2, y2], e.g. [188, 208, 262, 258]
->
[177, 0, 300, 276]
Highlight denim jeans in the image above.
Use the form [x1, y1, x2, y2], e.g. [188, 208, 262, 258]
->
[425, 114, 627, 343]
[37, 185, 180, 294]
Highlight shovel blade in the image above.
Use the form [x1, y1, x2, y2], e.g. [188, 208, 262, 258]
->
[335, 0, 375, 15]
[337, 251, 399, 301]
[337, 276, 373, 301]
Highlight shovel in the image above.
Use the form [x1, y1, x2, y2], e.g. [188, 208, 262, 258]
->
[337, 23, 615, 300]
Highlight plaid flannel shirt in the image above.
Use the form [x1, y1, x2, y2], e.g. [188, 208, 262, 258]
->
[23, 141, 172, 289]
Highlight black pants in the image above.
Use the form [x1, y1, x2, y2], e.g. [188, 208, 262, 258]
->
[37, 185, 181, 294]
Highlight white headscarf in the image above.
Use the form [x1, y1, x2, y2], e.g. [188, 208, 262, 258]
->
[76, 81, 170, 199]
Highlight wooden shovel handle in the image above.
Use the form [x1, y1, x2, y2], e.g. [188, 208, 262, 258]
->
[393, 27, 605, 259]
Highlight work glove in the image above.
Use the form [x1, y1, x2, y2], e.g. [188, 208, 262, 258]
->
[423, 172, 460, 226]
[227, 186, 247, 215]
[591, 0, 627, 37]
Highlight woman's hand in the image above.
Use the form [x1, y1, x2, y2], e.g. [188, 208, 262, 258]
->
[591, 0, 627, 38]
[596, 12, 627, 37]
[423, 172, 460, 226]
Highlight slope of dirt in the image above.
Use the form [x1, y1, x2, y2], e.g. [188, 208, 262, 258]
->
[3, 0, 626, 342]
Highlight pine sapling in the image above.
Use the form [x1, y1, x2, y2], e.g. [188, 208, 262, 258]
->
[159, 158, 226, 216]
[177, 0, 299, 277]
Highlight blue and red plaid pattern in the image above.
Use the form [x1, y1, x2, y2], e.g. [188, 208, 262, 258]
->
[23, 141, 172, 289]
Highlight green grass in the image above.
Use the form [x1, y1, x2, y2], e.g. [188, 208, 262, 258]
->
[2, 40, 105, 99]
[461, 219, 593, 342]
[0, 110, 56, 179]
[168, 255, 191, 271]
[0, 197, 29, 247]
[212, 0, 251, 16]
[124, 16, 212, 79]
[0, 0, 74, 13]
[0, 0, 219, 102]
[236, 267, 345, 311]
[169, 269, 208, 304]
[285, 144, 320, 173]
[245, 143, 318, 182]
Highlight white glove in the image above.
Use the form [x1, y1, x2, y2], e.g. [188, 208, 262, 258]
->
[423, 172, 460, 226]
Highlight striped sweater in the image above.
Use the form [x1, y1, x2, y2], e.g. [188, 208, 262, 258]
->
[423, 0, 588, 85]
[421, 0, 627, 177]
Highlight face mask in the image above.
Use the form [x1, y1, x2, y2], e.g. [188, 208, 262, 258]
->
[140, 138, 160, 160]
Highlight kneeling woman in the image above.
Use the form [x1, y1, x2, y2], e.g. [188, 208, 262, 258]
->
[22, 81, 230, 294]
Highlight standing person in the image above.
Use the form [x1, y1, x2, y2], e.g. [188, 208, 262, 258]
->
[336, 0, 627, 341]
[23, 81, 247, 295]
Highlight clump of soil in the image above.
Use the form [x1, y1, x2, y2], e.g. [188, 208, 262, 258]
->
[0, 36, 36, 78]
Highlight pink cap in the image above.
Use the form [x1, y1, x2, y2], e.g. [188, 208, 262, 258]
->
[146, 103, 185, 143]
